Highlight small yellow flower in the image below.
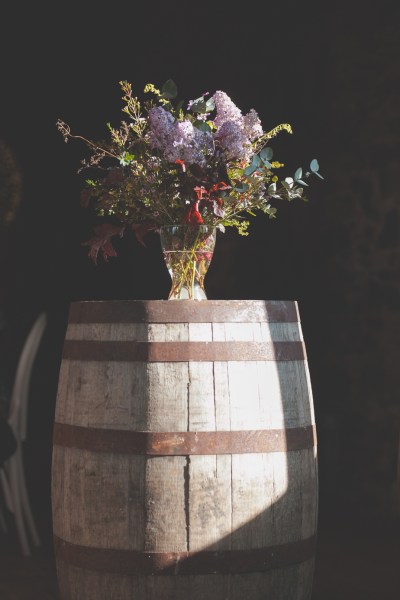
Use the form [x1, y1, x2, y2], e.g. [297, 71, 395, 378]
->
[144, 83, 161, 96]
[271, 162, 284, 168]
[272, 176, 278, 182]
[264, 123, 293, 140]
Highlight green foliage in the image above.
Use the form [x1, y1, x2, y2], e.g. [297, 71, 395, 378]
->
[119, 152, 135, 166]
[161, 79, 178, 100]
[310, 158, 324, 179]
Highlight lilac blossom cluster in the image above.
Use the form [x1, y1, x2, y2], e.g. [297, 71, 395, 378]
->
[147, 107, 213, 167]
[213, 91, 263, 161]
[147, 91, 263, 166]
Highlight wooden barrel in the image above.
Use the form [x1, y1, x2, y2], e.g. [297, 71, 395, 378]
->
[51, 300, 318, 600]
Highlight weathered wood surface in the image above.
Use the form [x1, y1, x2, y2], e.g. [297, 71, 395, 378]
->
[52, 300, 318, 599]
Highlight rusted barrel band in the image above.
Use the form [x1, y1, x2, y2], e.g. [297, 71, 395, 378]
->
[68, 300, 299, 324]
[53, 423, 317, 455]
[62, 340, 306, 362]
[53, 534, 316, 575]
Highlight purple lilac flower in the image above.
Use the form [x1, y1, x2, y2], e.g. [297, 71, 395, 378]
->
[166, 122, 213, 167]
[148, 108, 213, 167]
[147, 106, 174, 149]
[212, 91, 243, 129]
[243, 108, 263, 141]
[211, 91, 263, 160]
[214, 121, 252, 161]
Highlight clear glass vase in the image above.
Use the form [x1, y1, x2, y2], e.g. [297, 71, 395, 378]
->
[160, 225, 216, 300]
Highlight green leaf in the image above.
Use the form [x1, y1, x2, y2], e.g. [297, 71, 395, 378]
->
[282, 177, 294, 190]
[252, 154, 262, 168]
[294, 167, 302, 181]
[195, 121, 212, 133]
[174, 100, 184, 115]
[119, 152, 135, 166]
[191, 96, 207, 113]
[310, 159, 319, 172]
[161, 79, 178, 99]
[244, 164, 256, 176]
[205, 98, 215, 112]
[314, 171, 324, 179]
[260, 147, 273, 162]
[234, 182, 249, 192]
[268, 208, 277, 218]
[244, 153, 262, 176]
[268, 182, 277, 194]
[296, 179, 309, 186]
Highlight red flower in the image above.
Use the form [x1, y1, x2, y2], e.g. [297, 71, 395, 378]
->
[181, 201, 203, 225]
[175, 160, 186, 172]
[209, 181, 230, 193]
[194, 186, 208, 200]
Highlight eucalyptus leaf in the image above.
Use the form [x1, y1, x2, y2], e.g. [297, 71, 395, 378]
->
[260, 147, 273, 162]
[284, 177, 294, 187]
[294, 167, 302, 181]
[191, 97, 207, 113]
[296, 179, 309, 186]
[282, 178, 294, 190]
[244, 164, 257, 176]
[205, 98, 215, 112]
[252, 154, 262, 168]
[268, 207, 277, 218]
[268, 182, 277, 194]
[234, 182, 249, 192]
[161, 79, 178, 99]
[310, 159, 319, 172]
[315, 172, 324, 179]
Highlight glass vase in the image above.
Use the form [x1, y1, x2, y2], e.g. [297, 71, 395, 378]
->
[160, 225, 216, 300]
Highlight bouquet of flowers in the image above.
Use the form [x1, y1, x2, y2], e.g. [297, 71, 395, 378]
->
[57, 80, 323, 298]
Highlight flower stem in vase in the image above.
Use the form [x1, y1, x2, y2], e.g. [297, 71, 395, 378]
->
[160, 225, 216, 300]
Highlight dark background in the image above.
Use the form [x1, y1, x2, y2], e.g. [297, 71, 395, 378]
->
[1, 1, 399, 596]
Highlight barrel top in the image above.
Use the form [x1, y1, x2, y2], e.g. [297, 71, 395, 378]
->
[68, 300, 300, 324]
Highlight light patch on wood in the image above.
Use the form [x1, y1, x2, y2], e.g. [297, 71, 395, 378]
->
[231, 452, 277, 550]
